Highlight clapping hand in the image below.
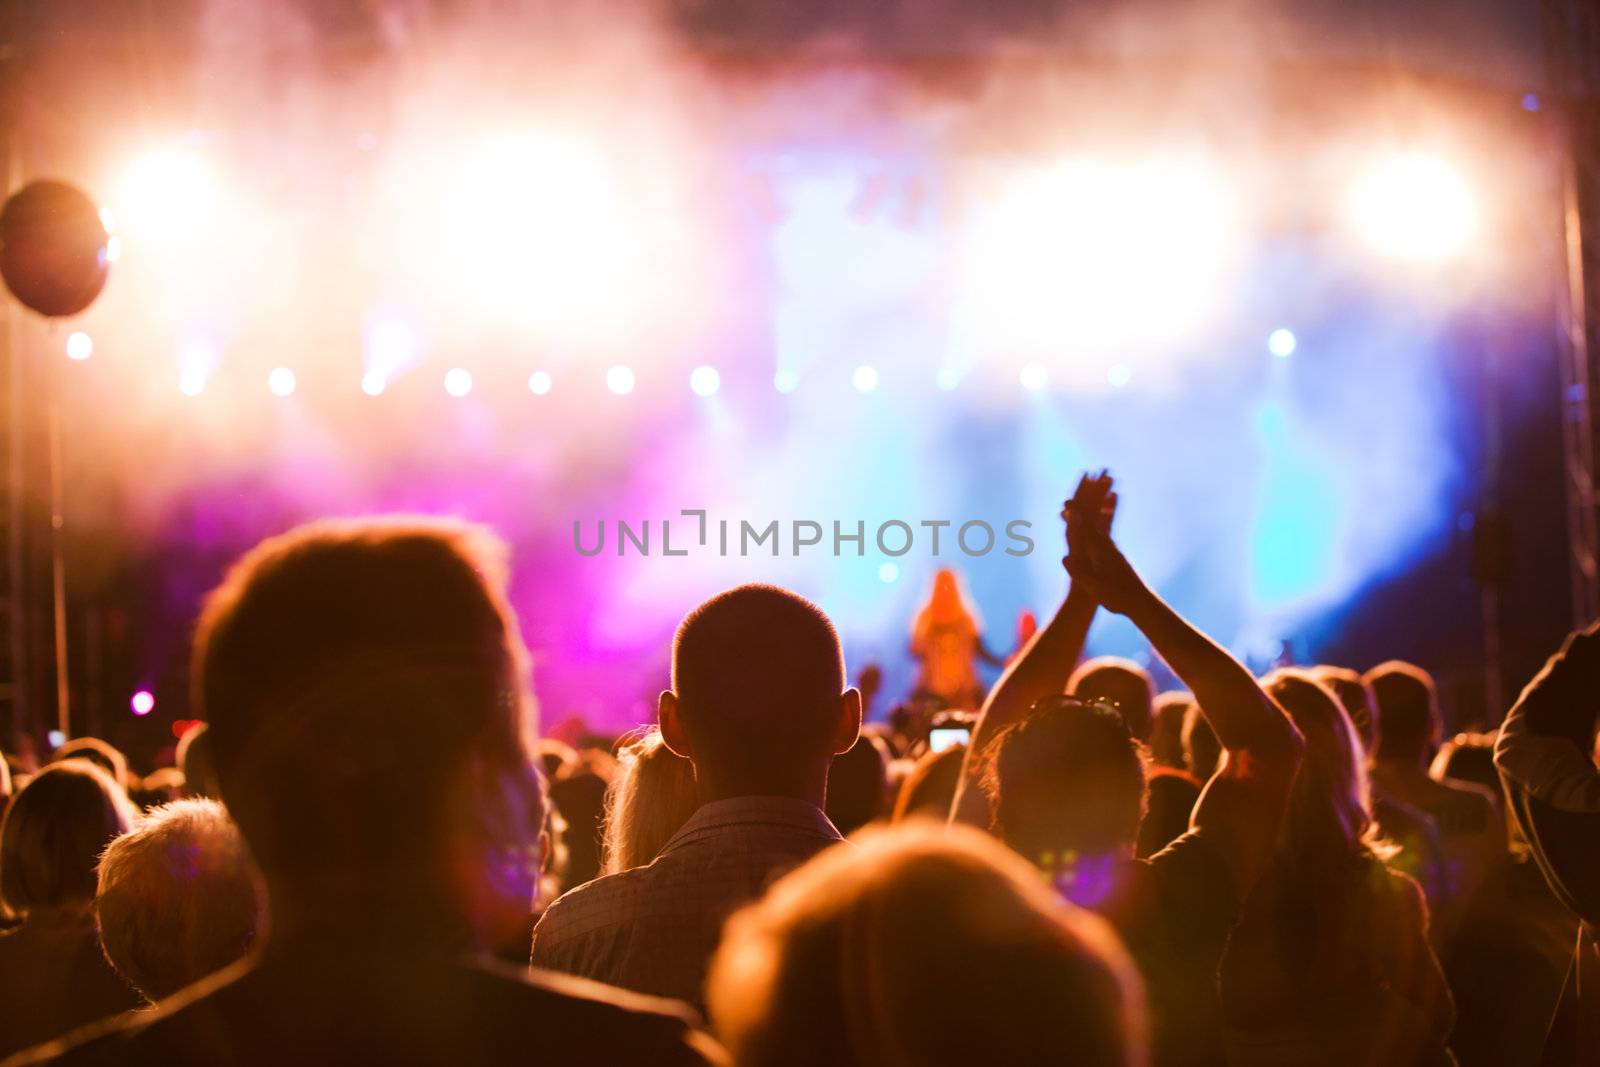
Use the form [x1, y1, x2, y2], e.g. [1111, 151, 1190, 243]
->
[1063, 471, 1150, 616]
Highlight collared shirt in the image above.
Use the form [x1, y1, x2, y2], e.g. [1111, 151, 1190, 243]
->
[530, 795, 843, 1013]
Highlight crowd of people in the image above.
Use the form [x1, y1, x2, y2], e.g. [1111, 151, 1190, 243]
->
[0, 472, 1595, 1065]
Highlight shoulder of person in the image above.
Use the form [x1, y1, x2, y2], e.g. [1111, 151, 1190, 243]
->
[533, 865, 656, 945]
[485, 959, 720, 1063]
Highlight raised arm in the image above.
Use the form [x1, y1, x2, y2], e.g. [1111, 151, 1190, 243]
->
[948, 473, 1113, 826]
[1064, 516, 1304, 892]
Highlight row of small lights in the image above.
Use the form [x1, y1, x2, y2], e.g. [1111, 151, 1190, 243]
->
[66, 328, 1302, 396]
[107, 338, 1309, 713]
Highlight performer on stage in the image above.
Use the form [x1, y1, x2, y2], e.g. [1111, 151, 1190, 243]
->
[910, 568, 1003, 710]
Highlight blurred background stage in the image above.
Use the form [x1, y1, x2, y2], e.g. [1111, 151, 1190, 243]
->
[1, 0, 1598, 765]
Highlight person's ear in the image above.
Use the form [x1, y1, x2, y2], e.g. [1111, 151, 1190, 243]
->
[832, 687, 863, 756]
[659, 690, 692, 759]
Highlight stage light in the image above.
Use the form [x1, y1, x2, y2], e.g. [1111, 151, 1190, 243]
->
[774, 369, 799, 394]
[114, 144, 219, 237]
[689, 365, 720, 398]
[961, 156, 1237, 358]
[268, 367, 297, 397]
[47, 729, 65, 748]
[852, 365, 879, 393]
[1348, 154, 1477, 264]
[432, 132, 641, 341]
[1268, 329, 1297, 358]
[65, 332, 93, 361]
[529, 371, 552, 395]
[361, 371, 387, 397]
[606, 365, 635, 395]
[444, 367, 473, 397]
[878, 562, 900, 583]
[179, 366, 207, 396]
[1107, 364, 1133, 388]
[1020, 363, 1048, 391]
[130, 689, 155, 716]
[936, 367, 961, 391]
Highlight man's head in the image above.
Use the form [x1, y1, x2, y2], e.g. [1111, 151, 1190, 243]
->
[659, 584, 859, 801]
[191, 517, 542, 942]
[1314, 666, 1378, 754]
[1069, 658, 1155, 742]
[95, 799, 264, 1002]
[986, 696, 1147, 874]
[826, 733, 891, 836]
[175, 723, 220, 800]
[1363, 661, 1439, 766]
[52, 737, 129, 788]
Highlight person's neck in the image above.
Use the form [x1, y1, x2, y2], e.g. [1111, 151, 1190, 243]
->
[693, 763, 830, 809]
[266, 880, 475, 956]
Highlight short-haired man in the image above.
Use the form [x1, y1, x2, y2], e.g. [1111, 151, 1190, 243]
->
[19, 518, 716, 1066]
[94, 799, 263, 1003]
[533, 583, 861, 1013]
[1365, 660, 1503, 929]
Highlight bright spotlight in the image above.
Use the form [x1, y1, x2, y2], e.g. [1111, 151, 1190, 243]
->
[179, 367, 207, 396]
[1348, 154, 1477, 264]
[1020, 363, 1048, 391]
[852, 365, 880, 393]
[437, 132, 640, 340]
[878, 562, 900, 584]
[1268, 328, 1297, 358]
[65, 332, 93, 361]
[936, 367, 961, 391]
[606, 365, 635, 395]
[689, 365, 721, 398]
[361, 371, 387, 396]
[773, 369, 799, 394]
[130, 689, 155, 716]
[444, 368, 473, 397]
[528, 371, 553, 395]
[115, 145, 219, 236]
[268, 367, 297, 397]
[962, 156, 1238, 357]
[1106, 364, 1133, 389]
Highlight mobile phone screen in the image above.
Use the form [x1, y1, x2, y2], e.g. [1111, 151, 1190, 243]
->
[928, 726, 970, 753]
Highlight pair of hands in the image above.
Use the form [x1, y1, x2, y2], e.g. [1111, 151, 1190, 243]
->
[1061, 470, 1151, 616]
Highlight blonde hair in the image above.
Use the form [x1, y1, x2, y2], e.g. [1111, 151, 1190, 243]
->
[600, 727, 698, 874]
[708, 821, 1147, 1067]
[1261, 669, 1393, 870]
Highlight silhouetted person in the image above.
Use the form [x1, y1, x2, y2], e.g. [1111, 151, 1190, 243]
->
[891, 743, 967, 822]
[49, 739, 128, 793]
[1368, 662, 1504, 933]
[708, 823, 1147, 1067]
[1317, 665, 1450, 913]
[94, 799, 264, 1003]
[174, 724, 219, 801]
[825, 733, 891, 835]
[17, 518, 716, 1065]
[532, 583, 860, 1014]
[956, 472, 1305, 1067]
[1494, 623, 1600, 1065]
[1070, 602, 1199, 861]
[0, 763, 141, 1059]
[1219, 671, 1453, 1065]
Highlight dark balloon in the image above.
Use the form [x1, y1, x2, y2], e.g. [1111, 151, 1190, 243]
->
[0, 180, 111, 318]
